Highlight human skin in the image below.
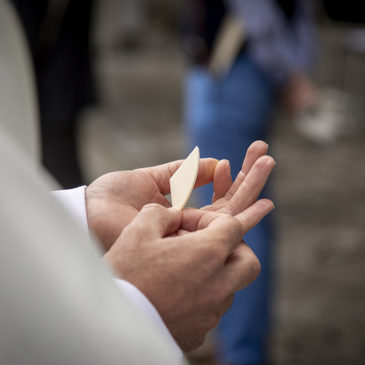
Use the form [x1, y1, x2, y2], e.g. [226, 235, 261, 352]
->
[87, 141, 275, 351]
[105, 204, 270, 352]
[85, 140, 274, 251]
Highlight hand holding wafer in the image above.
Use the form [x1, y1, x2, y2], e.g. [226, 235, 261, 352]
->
[86, 141, 274, 250]
[105, 141, 275, 351]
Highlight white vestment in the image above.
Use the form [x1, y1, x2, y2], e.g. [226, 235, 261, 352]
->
[0, 1, 185, 363]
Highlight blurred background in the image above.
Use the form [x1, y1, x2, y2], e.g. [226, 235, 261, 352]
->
[10, 0, 365, 364]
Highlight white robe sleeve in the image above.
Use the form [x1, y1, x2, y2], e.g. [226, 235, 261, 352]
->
[52, 185, 182, 356]
[113, 279, 182, 356]
[0, 131, 186, 364]
[52, 186, 88, 232]
[0, 0, 184, 361]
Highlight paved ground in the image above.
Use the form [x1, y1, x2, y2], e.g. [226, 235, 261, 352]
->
[270, 121, 365, 365]
[80, 3, 365, 364]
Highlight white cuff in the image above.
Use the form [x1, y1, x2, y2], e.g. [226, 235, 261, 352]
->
[113, 278, 182, 358]
[52, 186, 88, 233]
[52, 187, 182, 357]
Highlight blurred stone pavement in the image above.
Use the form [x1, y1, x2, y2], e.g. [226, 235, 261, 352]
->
[79, 2, 365, 364]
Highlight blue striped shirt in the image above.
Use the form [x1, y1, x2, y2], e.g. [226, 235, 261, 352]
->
[226, 0, 317, 85]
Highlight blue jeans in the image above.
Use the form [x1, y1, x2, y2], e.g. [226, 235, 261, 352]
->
[184, 54, 275, 365]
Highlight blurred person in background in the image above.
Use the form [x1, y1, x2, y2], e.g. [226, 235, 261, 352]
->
[10, 0, 96, 188]
[182, 1, 318, 364]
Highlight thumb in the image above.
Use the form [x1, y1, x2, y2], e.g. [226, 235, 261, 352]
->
[128, 203, 182, 239]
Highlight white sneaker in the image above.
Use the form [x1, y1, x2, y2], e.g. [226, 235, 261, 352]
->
[293, 87, 355, 144]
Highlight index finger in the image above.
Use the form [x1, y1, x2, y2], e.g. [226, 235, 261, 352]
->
[138, 158, 218, 195]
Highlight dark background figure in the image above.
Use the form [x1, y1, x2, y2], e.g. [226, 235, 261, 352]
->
[181, 1, 318, 365]
[10, 0, 96, 188]
[323, 0, 365, 24]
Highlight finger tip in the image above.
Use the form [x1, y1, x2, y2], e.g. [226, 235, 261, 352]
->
[258, 155, 276, 167]
[217, 159, 231, 171]
[268, 157, 277, 169]
[261, 199, 275, 212]
[251, 140, 269, 151]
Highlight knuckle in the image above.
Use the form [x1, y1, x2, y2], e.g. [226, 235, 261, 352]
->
[226, 215, 242, 231]
[198, 244, 224, 271]
[205, 216, 243, 261]
[215, 215, 235, 233]
[223, 216, 243, 241]
[209, 243, 227, 262]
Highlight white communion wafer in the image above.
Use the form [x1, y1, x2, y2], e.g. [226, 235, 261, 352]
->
[170, 146, 200, 210]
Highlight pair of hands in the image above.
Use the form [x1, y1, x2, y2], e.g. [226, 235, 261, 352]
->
[85, 141, 275, 352]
